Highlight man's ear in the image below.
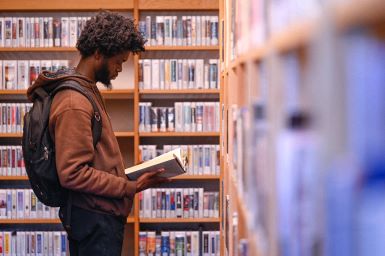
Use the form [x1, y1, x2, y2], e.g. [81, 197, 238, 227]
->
[94, 49, 102, 61]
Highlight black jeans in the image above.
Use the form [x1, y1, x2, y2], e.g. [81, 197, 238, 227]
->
[59, 206, 126, 256]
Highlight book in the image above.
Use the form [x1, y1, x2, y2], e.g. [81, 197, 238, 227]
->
[125, 148, 186, 180]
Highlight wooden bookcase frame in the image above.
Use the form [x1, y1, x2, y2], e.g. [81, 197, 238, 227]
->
[0, 0, 222, 255]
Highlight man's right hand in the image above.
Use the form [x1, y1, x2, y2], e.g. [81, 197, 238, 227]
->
[135, 168, 170, 193]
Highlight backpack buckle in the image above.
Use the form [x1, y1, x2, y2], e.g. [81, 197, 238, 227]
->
[94, 112, 101, 122]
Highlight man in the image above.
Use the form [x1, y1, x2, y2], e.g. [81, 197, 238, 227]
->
[27, 11, 166, 255]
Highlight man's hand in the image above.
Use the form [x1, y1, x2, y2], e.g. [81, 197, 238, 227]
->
[135, 168, 170, 193]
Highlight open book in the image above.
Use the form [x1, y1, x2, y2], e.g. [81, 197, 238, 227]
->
[125, 148, 186, 180]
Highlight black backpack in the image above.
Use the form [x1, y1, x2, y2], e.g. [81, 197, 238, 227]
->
[22, 80, 102, 207]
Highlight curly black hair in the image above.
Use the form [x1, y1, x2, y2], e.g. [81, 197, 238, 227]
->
[77, 10, 146, 57]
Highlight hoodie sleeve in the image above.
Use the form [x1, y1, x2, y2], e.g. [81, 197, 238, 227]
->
[49, 90, 136, 199]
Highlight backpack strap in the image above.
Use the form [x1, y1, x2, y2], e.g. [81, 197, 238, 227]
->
[50, 81, 103, 233]
[51, 81, 102, 148]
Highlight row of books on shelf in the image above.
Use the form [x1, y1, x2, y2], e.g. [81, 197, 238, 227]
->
[0, 16, 90, 48]
[0, 146, 25, 176]
[0, 189, 59, 220]
[0, 104, 32, 134]
[231, 0, 321, 58]
[139, 15, 218, 47]
[0, 60, 69, 90]
[139, 188, 219, 219]
[140, 145, 220, 176]
[139, 59, 219, 90]
[139, 102, 219, 133]
[139, 230, 220, 256]
[0, 231, 66, 256]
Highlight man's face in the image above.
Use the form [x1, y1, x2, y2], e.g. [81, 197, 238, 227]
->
[95, 51, 129, 88]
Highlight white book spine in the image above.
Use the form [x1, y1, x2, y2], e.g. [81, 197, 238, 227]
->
[39, 17, 44, 47]
[48, 231, 53, 255]
[30, 17, 36, 48]
[199, 188, 204, 218]
[69, 17, 78, 47]
[53, 232, 61, 256]
[24, 189, 30, 219]
[204, 63, 210, 89]
[143, 59, 151, 89]
[201, 16, 206, 46]
[196, 59, 204, 89]
[61, 17, 69, 47]
[196, 16, 201, 46]
[48, 17, 53, 47]
[191, 16, 196, 46]
[17, 60, 29, 90]
[159, 59, 165, 89]
[151, 59, 160, 89]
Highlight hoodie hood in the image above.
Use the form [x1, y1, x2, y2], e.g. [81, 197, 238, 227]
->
[27, 68, 95, 102]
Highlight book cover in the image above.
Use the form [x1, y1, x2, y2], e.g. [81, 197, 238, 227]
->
[125, 148, 186, 180]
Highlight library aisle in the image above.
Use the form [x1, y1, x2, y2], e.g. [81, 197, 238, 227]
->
[0, 0, 384, 255]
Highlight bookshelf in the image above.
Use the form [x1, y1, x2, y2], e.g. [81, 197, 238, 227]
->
[223, 0, 385, 256]
[0, 0, 222, 255]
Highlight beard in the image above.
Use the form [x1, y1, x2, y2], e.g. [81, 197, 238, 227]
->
[95, 60, 112, 89]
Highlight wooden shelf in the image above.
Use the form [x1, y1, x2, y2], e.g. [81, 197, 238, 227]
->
[140, 89, 219, 94]
[139, 132, 220, 137]
[171, 175, 220, 180]
[0, 47, 77, 52]
[114, 131, 135, 137]
[0, 89, 134, 99]
[0, 219, 61, 224]
[0, 0, 134, 11]
[0, 133, 22, 138]
[145, 46, 219, 51]
[139, 218, 220, 223]
[0, 90, 27, 95]
[0, 217, 135, 224]
[138, 0, 218, 10]
[0, 176, 28, 181]
[0, 132, 133, 138]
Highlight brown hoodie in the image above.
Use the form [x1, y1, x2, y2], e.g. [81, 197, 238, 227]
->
[27, 69, 136, 217]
